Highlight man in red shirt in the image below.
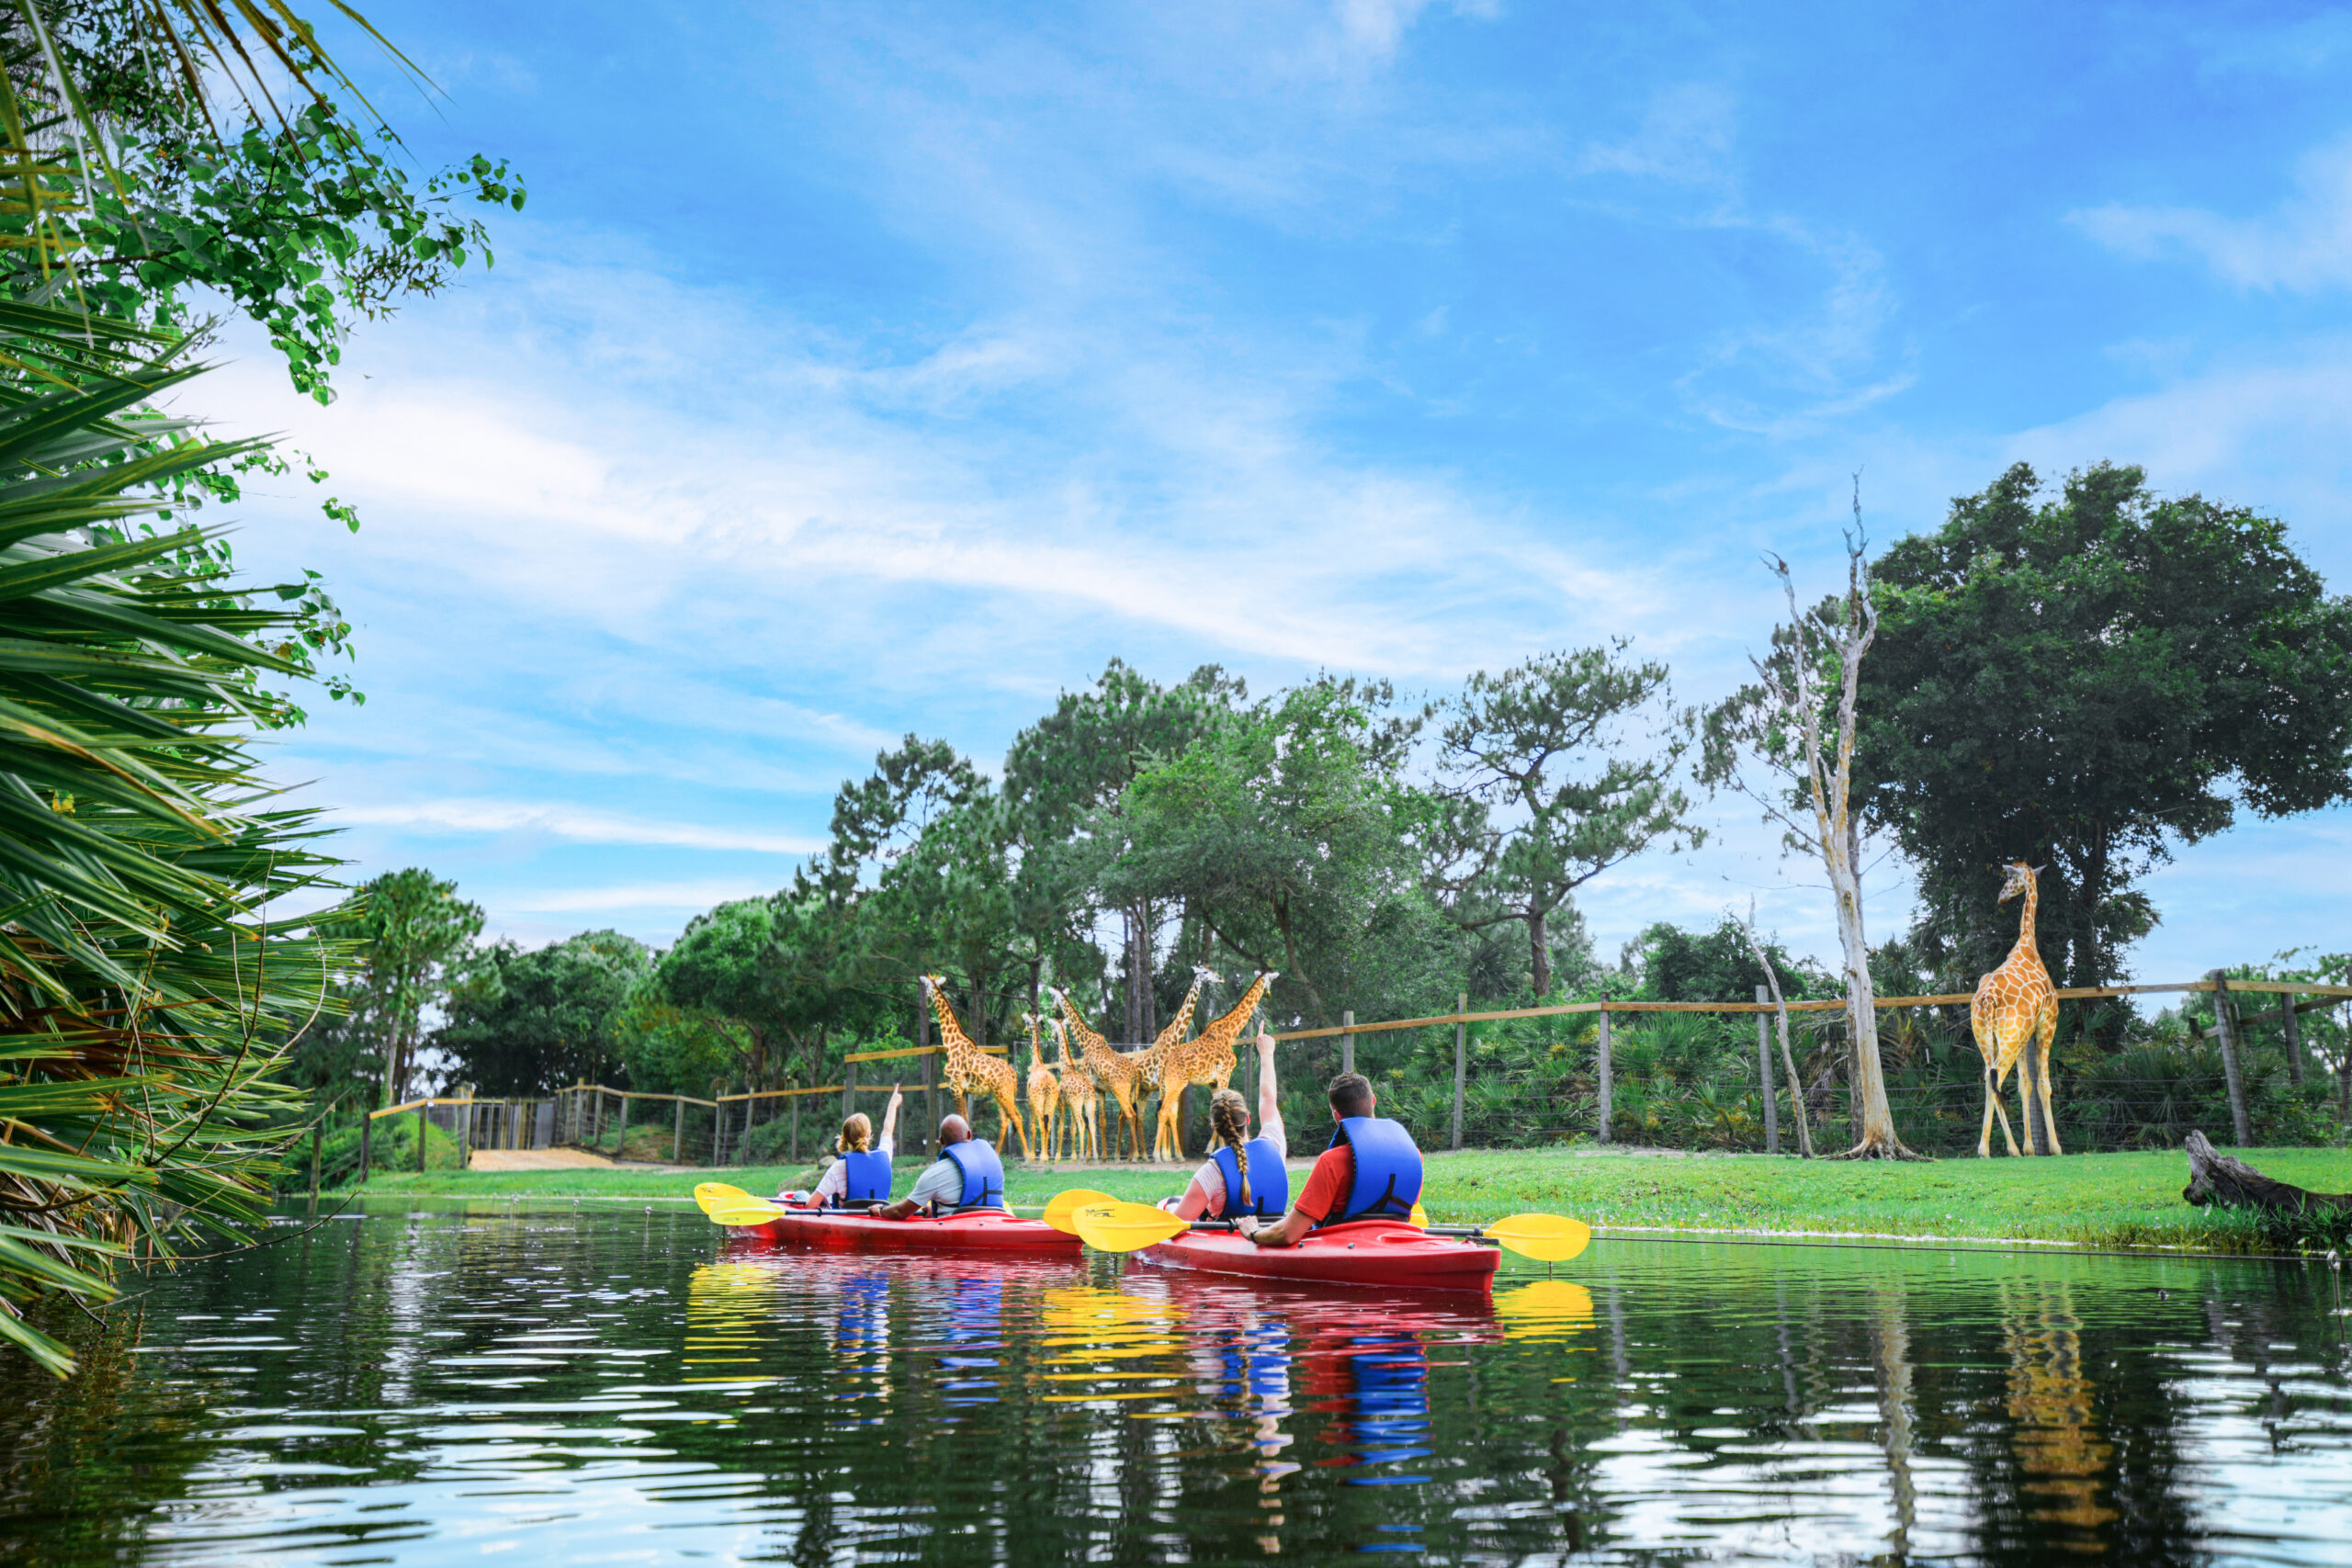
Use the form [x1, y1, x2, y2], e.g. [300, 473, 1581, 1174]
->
[1237, 1070, 1423, 1247]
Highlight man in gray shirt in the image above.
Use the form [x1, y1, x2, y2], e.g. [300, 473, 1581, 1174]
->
[872, 1114, 1002, 1218]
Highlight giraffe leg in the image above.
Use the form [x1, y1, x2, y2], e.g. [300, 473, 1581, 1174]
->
[1978, 1065, 1998, 1158]
[999, 1089, 1030, 1162]
[1167, 1084, 1187, 1162]
[1989, 1060, 2022, 1156]
[2035, 1000, 2064, 1156]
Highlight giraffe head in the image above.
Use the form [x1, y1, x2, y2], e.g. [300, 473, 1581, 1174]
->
[1996, 863, 2044, 904]
[1193, 964, 1225, 987]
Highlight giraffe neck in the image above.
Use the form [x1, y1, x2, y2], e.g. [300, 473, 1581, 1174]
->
[2013, 877, 2039, 956]
[1202, 975, 1274, 1041]
[1152, 974, 1208, 1050]
[929, 986, 974, 1055]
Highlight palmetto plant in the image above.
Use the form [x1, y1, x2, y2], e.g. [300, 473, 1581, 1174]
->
[0, 299, 343, 1374]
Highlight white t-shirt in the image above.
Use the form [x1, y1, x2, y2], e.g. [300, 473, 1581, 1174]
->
[1189, 1116, 1286, 1217]
[808, 1134, 892, 1205]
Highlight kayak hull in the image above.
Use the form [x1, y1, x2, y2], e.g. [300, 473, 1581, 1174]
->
[1136, 1220, 1500, 1292]
[725, 1206, 1081, 1255]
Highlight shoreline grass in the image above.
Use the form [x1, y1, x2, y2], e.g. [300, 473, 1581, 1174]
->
[328, 1144, 2352, 1255]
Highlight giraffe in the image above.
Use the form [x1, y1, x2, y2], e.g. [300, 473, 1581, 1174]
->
[922, 974, 1031, 1160]
[1971, 863, 2064, 1158]
[1051, 985, 1146, 1160]
[1021, 1011, 1061, 1162]
[1121, 964, 1220, 1162]
[1154, 970, 1276, 1163]
[1048, 1017, 1099, 1162]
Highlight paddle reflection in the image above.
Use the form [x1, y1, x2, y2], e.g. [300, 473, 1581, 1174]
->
[681, 1259, 778, 1379]
[1035, 1284, 1190, 1404]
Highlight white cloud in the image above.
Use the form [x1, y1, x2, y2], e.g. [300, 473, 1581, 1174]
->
[2072, 136, 2352, 291]
[503, 880, 783, 914]
[333, 799, 823, 855]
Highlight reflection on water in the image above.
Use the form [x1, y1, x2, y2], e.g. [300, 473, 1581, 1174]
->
[1, 1203, 2348, 1564]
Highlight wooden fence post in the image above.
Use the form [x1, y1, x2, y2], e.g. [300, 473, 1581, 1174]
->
[2281, 993, 2306, 1086]
[2211, 970, 2252, 1146]
[791, 1094, 801, 1164]
[1342, 1010, 1354, 1078]
[844, 1061, 857, 1125]
[1451, 992, 1466, 1152]
[1596, 1007, 1613, 1145]
[673, 1098, 684, 1163]
[1757, 986, 1778, 1155]
[416, 1102, 427, 1172]
[922, 1047, 936, 1157]
[358, 1112, 371, 1184]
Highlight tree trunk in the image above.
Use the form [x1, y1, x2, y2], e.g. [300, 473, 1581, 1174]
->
[1529, 908, 1552, 998]
[2182, 1130, 2352, 1213]
[1827, 824, 1920, 1160]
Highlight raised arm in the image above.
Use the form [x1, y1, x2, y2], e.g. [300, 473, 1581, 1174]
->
[1253, 1032, 1282, 1143]
[880, 1085, 904, 1146]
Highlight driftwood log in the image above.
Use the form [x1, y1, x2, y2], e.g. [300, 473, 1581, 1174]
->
[2182, 1130, 2352, 1213]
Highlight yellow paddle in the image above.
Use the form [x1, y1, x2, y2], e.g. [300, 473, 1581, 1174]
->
[695, 1181, 758, 1214]
[1043, 1188, 1118, 1235]
[1482, 1213, 1591, 1262]
[708, 1200, 784, 1227]
[1070, 1201, 1188, 1253]
[1064, 1200, 1593, 1264]
[1408, 1201, 1429, 1228]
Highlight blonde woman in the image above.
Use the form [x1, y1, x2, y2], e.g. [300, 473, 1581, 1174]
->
[1163, 1033, 1284, 1221]
[800, 1086, 902, 1209]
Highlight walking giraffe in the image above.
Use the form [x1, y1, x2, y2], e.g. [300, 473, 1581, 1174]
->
[1048, 1018, 1099, 1162]
[1971, 863, 2063, 1157]
[1021, 1011, 1061, 1161]
[922, 975, 1032, 1160]
[1153, 971, 1276, 1162]
[1050, 986, 1145, 1160]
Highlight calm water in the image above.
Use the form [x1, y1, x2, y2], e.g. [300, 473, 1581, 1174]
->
[3, 1201, 2348, 1565]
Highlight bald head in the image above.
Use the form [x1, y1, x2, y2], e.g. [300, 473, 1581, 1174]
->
[938, 1113, 972, 1145]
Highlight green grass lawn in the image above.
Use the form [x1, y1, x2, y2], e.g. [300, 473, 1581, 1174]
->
[335, 1143, 2352, 1253]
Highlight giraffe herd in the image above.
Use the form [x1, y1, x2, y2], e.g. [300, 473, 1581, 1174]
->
[917, 965, 1277, 1164]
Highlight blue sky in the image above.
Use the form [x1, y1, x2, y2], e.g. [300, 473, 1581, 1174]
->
[209, 0, 2352, 983]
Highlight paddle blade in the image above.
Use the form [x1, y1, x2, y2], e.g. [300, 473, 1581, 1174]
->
[1071, 1201, 1189, 1254]
[695, 1181, 753, 1215]
[1485, 1213, 1591, 1263]
[1043, 1187, 1117, 1235]
[709, 1201, 783, 1227]
[1408, 1201, 1429, 1229]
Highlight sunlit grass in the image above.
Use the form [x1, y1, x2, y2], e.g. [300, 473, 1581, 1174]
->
[340, 1143, 2352, 1254]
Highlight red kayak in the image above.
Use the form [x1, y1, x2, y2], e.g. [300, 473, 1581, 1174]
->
[724, 1205, 1081, 1255]
[1135, 1218, 1500, 1292]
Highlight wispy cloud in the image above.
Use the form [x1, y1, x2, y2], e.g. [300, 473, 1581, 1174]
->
[334, 799, 823, 856]
[503, 880, 783, 914]
[2072, 136, 2352, 291]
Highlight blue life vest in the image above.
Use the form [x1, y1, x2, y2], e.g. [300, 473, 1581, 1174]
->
[1209, 1135, 1289, 1219]
[832, 1147, 891, 1206]
[938, 1139, 1006, 1209]
[1322, 1116, 1422, 1224]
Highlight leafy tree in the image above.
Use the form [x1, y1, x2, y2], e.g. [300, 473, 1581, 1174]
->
[1859, 462, 2352, 992]
[3, 1, 523, 401]
[341, 868, 483, 1104]
[1005, 660, 1236, 1039]
[436, 931, 651, 1095]
[1107, 676, 1422, 1025]
[1431, 642, 1702, 998]
[1628, 916, 1834, 1004]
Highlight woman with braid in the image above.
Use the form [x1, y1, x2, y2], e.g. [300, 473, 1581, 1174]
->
[1160, 1032, 1287, 1222]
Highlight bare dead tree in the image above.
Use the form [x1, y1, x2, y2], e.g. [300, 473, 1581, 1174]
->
[1704, 479, 1923, 1160]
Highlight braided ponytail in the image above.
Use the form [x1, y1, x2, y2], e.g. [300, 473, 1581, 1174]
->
[1208, 1088, 1251, 1211]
